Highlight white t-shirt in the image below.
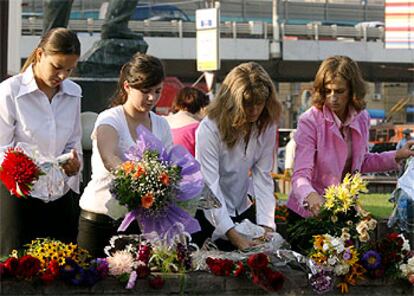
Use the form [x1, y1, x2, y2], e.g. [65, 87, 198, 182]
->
[79, 105, 173, 220]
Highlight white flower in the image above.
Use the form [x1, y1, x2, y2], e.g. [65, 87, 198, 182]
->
[334, 263, 350, 276]
[107, 250, 134, 276]
[328, 256, 337, 266]
[400, 234, 411, 252]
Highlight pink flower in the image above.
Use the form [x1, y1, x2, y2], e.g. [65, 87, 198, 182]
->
[107, 251, 134, 276]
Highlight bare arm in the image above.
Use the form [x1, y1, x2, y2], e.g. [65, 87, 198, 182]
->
[96, 124, 123, 172]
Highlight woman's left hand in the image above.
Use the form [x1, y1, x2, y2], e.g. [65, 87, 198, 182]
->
[395, 141, 414, 162]
[61, 149, 81, 177]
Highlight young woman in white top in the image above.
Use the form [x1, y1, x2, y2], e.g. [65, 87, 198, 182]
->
[193, 62, 282, 251]
[78, 53, 173, 257]
[0, 28, 82, 256]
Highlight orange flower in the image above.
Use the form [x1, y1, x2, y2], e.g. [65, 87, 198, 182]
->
[121, 161, 134, 175]
[133, 165, 146, 179]
[141, 192, 154, 209]
[337, 282, 349, 294]
[159, 172, 170, 186]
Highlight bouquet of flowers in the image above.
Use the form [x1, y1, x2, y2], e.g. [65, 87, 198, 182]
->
[205, 253, 284, 292]
[359, 232, 412, 281]
[111, 126, 203, 238]
[103, 223, 196, 290]
[308, 233, 365, 294]
[0, 147, 43, 198]
[0, 238, 108, 286]
[287, 173, 376, 253]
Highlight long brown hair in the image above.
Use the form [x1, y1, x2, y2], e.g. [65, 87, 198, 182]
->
[21, 28, 80, 73]
[312, 55, 367, 111]
[111, 53, 165, 107]
[207, 62, 282, 148]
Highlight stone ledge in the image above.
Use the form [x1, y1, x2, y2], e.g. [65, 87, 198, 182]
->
[1, 270, 413, 296]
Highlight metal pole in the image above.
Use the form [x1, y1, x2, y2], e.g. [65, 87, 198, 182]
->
[272, 0, 279, 42]
[0, 0, 9, 81]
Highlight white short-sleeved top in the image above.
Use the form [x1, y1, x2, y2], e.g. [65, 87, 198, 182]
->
[79, 105, 173, 219]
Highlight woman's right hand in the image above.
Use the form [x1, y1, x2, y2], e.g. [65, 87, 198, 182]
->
[226, 228, 258, 251]
[305, 192, 324, 216]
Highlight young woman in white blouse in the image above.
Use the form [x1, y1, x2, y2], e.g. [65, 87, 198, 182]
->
[0, 28, 82, 257]
[77, 53, 173, 257]
[193, 62, 282, 251]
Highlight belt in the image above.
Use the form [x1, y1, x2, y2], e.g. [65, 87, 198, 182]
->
[80, 209, 117, 225]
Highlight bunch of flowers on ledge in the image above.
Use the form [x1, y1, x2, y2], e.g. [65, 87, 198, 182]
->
[309, 233, 365, 294]
[0, 238, 108, 286]
[206, 253, 284, 292]
[103, 223, 196, 290]
[287, 173, 376, 254]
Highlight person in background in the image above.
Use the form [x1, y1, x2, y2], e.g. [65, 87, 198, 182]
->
[396, 128, 413, 150]
[164, 87, 209, 156]
[77, 53, 173, 257]
[287, 55, 414, 221]
[0, 28, 82, 257]
[193, 62, 282, 251]
[284, 130, 296, 177]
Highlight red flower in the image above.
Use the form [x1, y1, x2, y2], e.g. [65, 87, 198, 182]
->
[149, 275, 165, 289]
[233, 261, 245, 277]
[247, 253, 269, 270]
[0, 148, 42, 198]
[266, 270, 284, 291]
[136, 264, 150, 279]
[16, 255, 41, 279]
[40, 260, 60, 283]
[3, 257, 19, 276]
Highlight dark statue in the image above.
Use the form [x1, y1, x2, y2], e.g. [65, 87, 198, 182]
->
[43, 0, 148, 77]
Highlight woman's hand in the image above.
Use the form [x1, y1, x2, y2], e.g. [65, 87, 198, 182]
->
[395, 141, 414, 162]
[226, 228, 258, 251]
[61, 149, 81, 177]
[305, 192, 324, 216]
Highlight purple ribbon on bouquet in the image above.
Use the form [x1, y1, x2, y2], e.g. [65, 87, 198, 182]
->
[117, 125, 203, 237]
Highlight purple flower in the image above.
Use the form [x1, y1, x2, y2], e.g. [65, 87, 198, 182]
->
[343, 249, 351, 261]
[309, 270, 335, 294]
[361, 250, 382, 270]
[126, 271, 137, 289]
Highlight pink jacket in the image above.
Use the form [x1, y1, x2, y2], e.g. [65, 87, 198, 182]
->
[287, 106, 398, 218]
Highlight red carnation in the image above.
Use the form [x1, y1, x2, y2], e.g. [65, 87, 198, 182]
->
[40, 260, 60, 283]
[16, 255, 41, 279]
[0, 148, 42, 198]
[247, 253, 269, 270]
[3, 257, 19, 276]
[149, 275, 165, 289]
[233, 261, 245, 277]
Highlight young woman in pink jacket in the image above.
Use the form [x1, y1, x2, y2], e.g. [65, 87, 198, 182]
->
[287, 56, 414, 219]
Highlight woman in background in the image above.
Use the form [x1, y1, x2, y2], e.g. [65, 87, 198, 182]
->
[164, 87, 209, 156]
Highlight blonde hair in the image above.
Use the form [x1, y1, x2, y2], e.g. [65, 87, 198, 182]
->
[21, 28, 80, 73]
[111, 53, 165, 107]
[207, 62, 282, 148]
[312, 55, 367, 111]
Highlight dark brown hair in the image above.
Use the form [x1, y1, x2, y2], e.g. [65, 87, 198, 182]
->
[207, 62, 282, 148]
[111, 53, 165, 107]
[21, 28, 80, 72]
[312, 55, 367, 111]
[171, 87, 209, 114]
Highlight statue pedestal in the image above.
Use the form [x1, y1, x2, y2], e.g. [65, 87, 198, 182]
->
[77, 38, 148, 77]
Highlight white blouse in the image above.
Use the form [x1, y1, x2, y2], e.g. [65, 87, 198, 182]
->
[0, 65, 82, 195]
[195, 117, 277, 240]
[79, 105, 173, 220]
